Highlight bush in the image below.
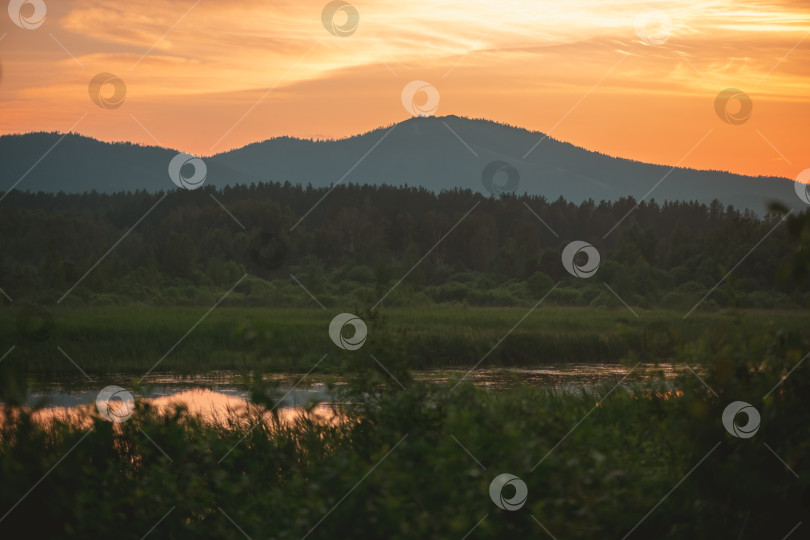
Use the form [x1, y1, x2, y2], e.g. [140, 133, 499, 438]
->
[548, 287, 581, 305]
[2, 320, 805, 538]
[526, 271, 554, 298]
[430, 282, 470, 303]
[589, 291, 619, 309]
[346, 266, 375, 284]
[659, 291, 694, 310]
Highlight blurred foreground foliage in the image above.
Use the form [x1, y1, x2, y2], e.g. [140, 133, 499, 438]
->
[1, 318, 807, 539]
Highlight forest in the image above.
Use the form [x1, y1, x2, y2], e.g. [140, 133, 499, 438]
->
[0, 182, 806, 312]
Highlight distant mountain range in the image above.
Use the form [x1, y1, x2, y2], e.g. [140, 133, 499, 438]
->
[0, 116, 800, 213]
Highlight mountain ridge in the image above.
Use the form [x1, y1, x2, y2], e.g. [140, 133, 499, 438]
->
[0, 116, 800, 214]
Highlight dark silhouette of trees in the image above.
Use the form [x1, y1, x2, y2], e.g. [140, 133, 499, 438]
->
[0, 182, 806, 308]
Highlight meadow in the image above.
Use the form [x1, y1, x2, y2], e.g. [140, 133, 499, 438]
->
[1, 305, 804, 377]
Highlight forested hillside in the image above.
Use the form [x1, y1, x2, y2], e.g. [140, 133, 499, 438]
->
[0, 183, 805, 310]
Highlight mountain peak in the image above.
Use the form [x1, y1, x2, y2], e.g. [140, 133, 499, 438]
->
[0, 119, 798, 214]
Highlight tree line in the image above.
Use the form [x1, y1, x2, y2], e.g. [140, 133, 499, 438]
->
[0, 182, 806, 310]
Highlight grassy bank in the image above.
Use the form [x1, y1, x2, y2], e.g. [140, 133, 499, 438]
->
[0, 318, 807, 538]
[0, 305, 804, 377]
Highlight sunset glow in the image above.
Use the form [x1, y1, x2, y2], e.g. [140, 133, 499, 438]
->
[1, 0, 808, 178]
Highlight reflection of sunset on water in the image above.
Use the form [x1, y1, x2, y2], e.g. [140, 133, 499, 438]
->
[148, 388, 343, 427]
[1, 388, 343, 429]
[0, 365, 698, 428]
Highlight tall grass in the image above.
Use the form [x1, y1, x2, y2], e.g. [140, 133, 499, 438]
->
[0, 306, 803, 377]
[1, 318, 806, 539]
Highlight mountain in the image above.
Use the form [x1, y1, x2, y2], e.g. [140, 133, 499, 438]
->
[0, 116, 801, 213]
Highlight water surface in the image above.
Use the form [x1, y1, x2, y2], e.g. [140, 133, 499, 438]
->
[6, 363, 684, 426]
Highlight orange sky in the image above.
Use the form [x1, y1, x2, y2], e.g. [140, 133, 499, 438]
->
[1, 0, 809, 178]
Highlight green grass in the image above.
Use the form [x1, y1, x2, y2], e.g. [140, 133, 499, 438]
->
[1, 330, 807, 539]
[1, 304, 808, 538]
[0, 305, 804, 377]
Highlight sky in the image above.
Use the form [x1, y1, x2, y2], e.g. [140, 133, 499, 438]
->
[1, 0, 809, 179]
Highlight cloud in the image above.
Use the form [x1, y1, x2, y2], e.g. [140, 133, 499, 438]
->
[1, 0, 808, 177]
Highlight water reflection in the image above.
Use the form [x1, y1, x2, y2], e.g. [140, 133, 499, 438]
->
[4, 363, 688, 427]
[3, 387, 341, 428]
[415, 363, 681, 390]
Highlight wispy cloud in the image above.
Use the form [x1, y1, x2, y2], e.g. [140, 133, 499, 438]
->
[1, 0, 808, 176]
